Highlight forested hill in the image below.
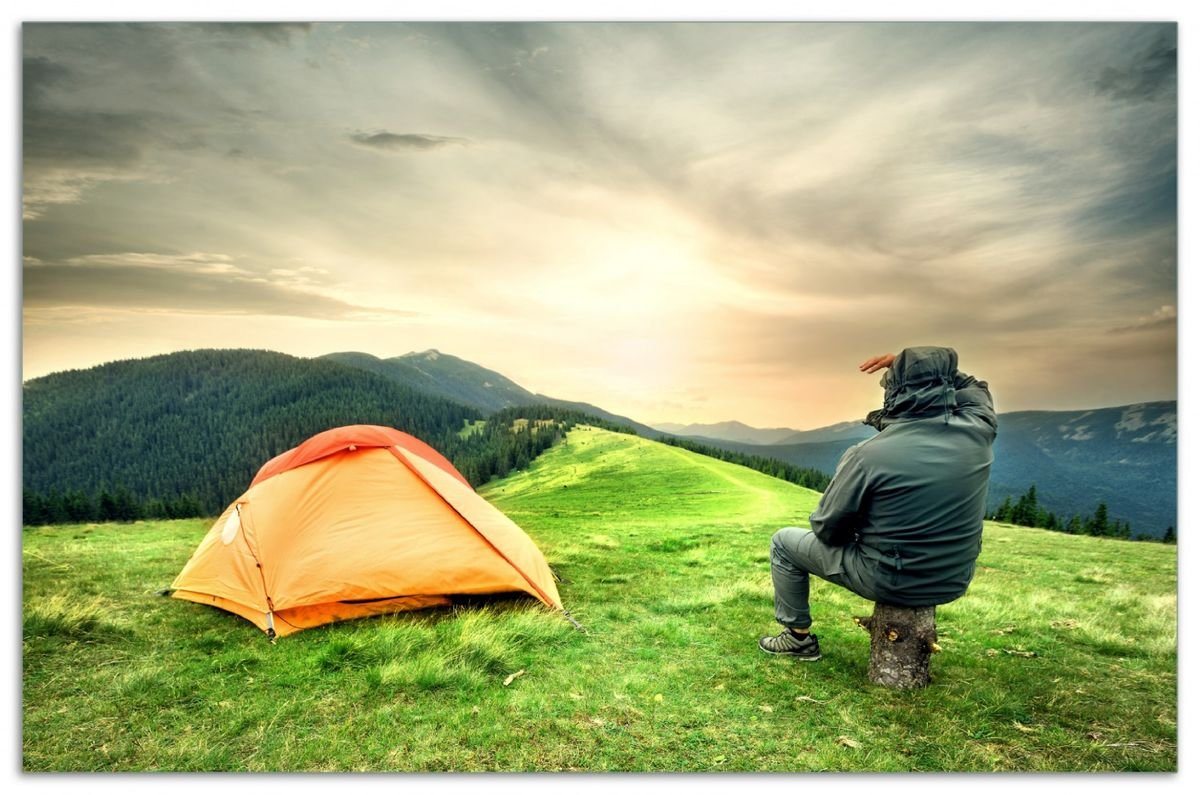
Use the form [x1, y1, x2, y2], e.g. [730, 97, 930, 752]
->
[22, 350, 481, 514]
[321, 350, 533, 413]
[322, 350, 661, 437]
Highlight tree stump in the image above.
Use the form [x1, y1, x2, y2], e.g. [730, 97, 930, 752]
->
[853, 603, 940, 689]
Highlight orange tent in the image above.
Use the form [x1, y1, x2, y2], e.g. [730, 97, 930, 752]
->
[171, 424, 562, 638]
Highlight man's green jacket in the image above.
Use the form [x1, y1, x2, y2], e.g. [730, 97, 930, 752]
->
[808, 346, 997, 606]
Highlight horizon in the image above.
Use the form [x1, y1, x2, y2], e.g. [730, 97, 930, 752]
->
[20, 343, 1177, 432]
[22, 22, 1177, 428]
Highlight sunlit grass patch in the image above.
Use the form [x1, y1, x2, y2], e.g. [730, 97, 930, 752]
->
[585, 534, 620, 550]
[23, 594, 132, 645]
[373, 653, 484, 693]
[1073, 570, 1114, 585]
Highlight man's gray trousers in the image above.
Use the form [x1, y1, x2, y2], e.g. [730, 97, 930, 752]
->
[770, 527, 883, 629]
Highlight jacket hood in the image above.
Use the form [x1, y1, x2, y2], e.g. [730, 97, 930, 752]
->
[865, 346, 959, 430]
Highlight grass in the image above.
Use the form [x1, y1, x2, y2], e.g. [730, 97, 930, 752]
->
[457, 419, 487, 439]
[22, 426, 1177, 771]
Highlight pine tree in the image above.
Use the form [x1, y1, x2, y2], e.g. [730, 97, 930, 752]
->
[64, 491, 96, 522]
[1087, 502, 1110, 537]
[114, 487, 140, 522]
[994, 496, 1013, 523]
[1012, 484, 1041, 527]
[22, 490, 48, 526]
[98, 491, 118, 521]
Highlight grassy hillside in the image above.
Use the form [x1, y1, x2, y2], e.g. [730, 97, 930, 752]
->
[23, 428, 1176, 771]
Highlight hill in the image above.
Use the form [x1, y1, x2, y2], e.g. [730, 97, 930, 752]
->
[322, 350, 661, 437]
[988, 402, 1176, 535]
[774, 420, 878, 446]
[22, 428, 1176, 771]
[22, 349, 480, 513]
[321, 349, 535, 414]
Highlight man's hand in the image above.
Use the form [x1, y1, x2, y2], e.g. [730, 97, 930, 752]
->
[859, 354, 896, 374]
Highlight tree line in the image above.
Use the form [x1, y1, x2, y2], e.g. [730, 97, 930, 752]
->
[22, 488, 204, 525]
[22, 397, 642, 525]
[989, 484, 1174, 543]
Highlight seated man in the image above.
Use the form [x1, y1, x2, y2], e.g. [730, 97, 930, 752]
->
[759, 346, 997, 659]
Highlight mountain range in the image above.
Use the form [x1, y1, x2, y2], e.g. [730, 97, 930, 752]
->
[652, 419, 877, 447]
[22, 348, 1177, 538]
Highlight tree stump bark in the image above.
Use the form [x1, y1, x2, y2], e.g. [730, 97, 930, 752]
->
[853, 603, 940, 689]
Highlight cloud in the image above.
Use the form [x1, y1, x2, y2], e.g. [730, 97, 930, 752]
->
[63, 252, 242, 275]
[24, 253, 413, 320]
[1095, 34, 1177, 102]
[21, 54, 164, 219]
[1109, 305, 1177, 334]
[22, 55, 70, 103]
[348, 131, 470, 152]
[22, 23, 319, 219]
[208, 23, 313, 44]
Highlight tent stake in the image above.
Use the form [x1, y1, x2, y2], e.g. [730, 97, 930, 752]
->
[562, 610, 588, 633]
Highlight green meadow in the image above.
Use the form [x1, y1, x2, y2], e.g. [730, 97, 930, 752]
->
[22, 427, 1176, 771]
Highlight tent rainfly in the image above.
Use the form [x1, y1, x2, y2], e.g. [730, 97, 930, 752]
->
[171, 424, 564, 638]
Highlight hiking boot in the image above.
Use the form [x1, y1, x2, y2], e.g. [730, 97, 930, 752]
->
[758, 629, 821, 660]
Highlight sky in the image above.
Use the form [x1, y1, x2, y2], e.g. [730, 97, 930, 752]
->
[20, 21, 1178, 429]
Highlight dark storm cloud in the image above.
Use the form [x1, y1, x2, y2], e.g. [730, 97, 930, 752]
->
[23, 259, 412, 320]
[348, 131, 469, 151]
[22, 55, 160, 166]
[21, 52, 168, 219]
[1095, 35, 1177, 102]
[1070, 164, 1176, 236]
[22, 55, 70, 103]
[21, 22, 318, 219]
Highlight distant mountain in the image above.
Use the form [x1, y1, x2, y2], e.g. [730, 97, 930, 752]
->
[989, 402, 1176, 537]
[774, 420, 878, 446]
[649, 418, 877, 447]
[649, 420, 802, 446]
[687, 401, 1177, 538]
[323, 350, 662, 438]
[322, 350, 534, 413]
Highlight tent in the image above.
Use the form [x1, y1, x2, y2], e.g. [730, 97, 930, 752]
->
[171, 424, 562, 638]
